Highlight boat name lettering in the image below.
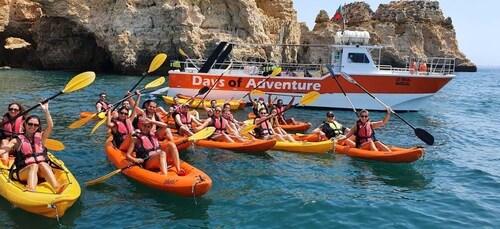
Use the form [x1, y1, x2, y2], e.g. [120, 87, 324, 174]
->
[192, 75, 225, 87]
[395, 77, 411, 86]
[245, 79, 321, 91]
[163, 179, 178, 185]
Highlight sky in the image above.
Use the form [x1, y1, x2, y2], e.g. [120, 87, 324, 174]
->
[293, 0, 499, 66]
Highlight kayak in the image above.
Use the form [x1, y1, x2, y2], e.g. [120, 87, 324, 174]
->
[79, 111, 99, 119]
[161, 135, 192, 152]
[0, 153, 81, 218]
[335, 143, 425, 163]
[162, 95, 240, 110]
[291, 133, 322, 142]
[176, 94, 246, 109]
[105, 137, 212, 197]
[195, 139, 277, 153]
[272, 140, 334, 154]
[280, 121, 311, 132]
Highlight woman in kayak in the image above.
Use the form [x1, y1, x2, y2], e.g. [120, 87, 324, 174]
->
[311, 111, 355, 147]
[268, 108, 296, 142]
[174, 104, 202, 137]
[0, 102, 25, 166]
[106, 91, 140, 151]
[269, 96, 297, 125]
[338, 108, 391, 152]
[131, 98, 173, 142]
[195, 106, 245, 143]
[0, 101, 66, 193]
[254, 108, 295, 142]
[126, 118, 184, 176]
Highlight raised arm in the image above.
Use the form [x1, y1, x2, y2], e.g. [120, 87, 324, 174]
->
[40, 101, 53, 141]
[372, 107, 391, 128]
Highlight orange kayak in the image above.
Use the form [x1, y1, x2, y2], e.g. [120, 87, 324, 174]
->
[280, 121, 311, 132]
[177, 94, 247, 109]
[292, 133, 322, 142]
[79, 111, 99, 119]
[335, 143, 425, 163]
[160, 135, 192, 152]
[195, 139, 276, 153]
[105, 138, 212, 197]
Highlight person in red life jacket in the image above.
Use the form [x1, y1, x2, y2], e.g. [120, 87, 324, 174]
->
[126, 118, 184, 176]
[269, 95, 298, 125]
[0, 101, 66, 193]
[131, 98, 173, 142]
[0, 103, 25, 166]
[106, 91, 141, 151]
[338, 108, 392, 152]
[254, 108, 295, 142]
[174, 104, 202, 137]
[249, 92, 268, 116]
[195, 106, 245, 143]
[268, 108, 296, 142]
[311, 111, 355, 147]
[222, 103, 244, 131]
[95, 92, 110, 113]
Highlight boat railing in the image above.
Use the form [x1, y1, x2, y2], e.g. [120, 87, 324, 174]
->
[377, 57, 456, 76]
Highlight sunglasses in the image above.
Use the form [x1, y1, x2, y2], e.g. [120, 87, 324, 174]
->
[260, 112, 267, 115]
[119, 112, 128, 115]
[8, 108, 19, 112]
[360, 115, 369, 118]
[27, 122, 40, 127]
[215, 110, 222, 112]
[327, 115, 335, 118]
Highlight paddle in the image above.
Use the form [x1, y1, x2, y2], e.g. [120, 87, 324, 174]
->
[183, 86, 210, 105]
[239, 124, 256, 135]
[255, 91, 320, 125]
[3, 71, 96, 126]
[195, 62, 233, 109]
[85, 127, 216, 186]
[129, 53, 167, 93]
[325, 64, 357, 115]
[88, 77, 166, 135]
[179, 48, 200, 70]
[339, 71, 434, 145]
[69, 76, 166, 129]
[0, 128, 65, 151]
[240, 67, 282, 100]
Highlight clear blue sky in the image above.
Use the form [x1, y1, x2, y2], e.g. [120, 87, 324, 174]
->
[293, 0, 498, 66]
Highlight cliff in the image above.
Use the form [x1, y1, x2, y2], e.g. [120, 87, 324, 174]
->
[0, 0, 476, 73]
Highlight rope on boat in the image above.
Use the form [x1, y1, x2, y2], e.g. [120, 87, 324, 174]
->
[49, 203, 61, 224]
[191, 175, 205, 205]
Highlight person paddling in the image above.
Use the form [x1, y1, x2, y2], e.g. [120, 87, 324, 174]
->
[254, 108, 295, 142]
[269, 95, 298, 125]
[0, 101, 66, 193]
[311, 111, 355, 147]
[106, 91, 140, 151]
[95, 92, 110, 113]
[0, 103, 25, 166]
[195, 106, 245, 143]
[131, 98, 173, 141]
[174, 104, 202, 137]
[338, 108, 392, 152]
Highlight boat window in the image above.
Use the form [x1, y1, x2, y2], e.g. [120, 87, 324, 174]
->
[347, 53, 370, 63]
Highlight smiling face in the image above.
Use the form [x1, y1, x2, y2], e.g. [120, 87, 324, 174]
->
[24, 116, 41, 133]
[7, 103, 21, 117]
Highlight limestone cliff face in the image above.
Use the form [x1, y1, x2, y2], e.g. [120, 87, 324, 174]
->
[0, 0, 475, 73]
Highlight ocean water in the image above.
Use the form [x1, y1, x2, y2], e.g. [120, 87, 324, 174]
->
[0, 68, 498, 228]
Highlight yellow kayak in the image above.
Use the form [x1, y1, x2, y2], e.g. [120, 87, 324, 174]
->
[273, 140, 334, 154]
[0, 153, 81, 218]
[162, 95, 240, 110]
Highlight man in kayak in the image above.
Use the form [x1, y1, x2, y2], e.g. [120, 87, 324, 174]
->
[249, 93, 268, 116]
[338, 108, 392, 152]
[95, 92, 110, 113]
[311, 111, 355, 147]
[131, 98, 173, 142]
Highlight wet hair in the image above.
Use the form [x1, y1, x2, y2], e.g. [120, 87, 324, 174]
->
[24, 115, 42, 132]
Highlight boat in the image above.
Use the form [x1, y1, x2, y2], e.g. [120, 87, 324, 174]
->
[105, 137, 212, 197]
[162, 95, 240, 110]
[244, 115, 311, 132]
[272, 140, 334, 154]
[176, 94, 247, 109]
[164, 31, 454, 111]
[195, 139, 276, 153]
[335, 142, 425, 163]
[79, 111, 99, 119]
[0, 153, 81, 218]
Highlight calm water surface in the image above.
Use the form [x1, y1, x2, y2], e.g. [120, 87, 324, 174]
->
[0, 68, 498, 228]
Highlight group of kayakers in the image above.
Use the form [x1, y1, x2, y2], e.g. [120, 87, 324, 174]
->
[0, 101, 66, 193]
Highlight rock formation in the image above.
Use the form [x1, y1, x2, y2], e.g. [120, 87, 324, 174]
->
[0, 0, 476, 73]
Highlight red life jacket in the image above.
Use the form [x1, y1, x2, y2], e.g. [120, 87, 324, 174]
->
[276, 106, 285, 118]
[211, 116, 227, 134]
[112, 118, 133, 147]
[1, 115, 23, 139]
[254, 118, 274, 138]
[15, 132, 48, 168]
[133, 113, 161, 130]
[135, 131, 161, 159]
[355, 120, 376, 147]
[175, 112, 192, 130]
[95, 100, 108, 112]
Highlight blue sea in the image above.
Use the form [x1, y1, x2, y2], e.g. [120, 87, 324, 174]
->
[0, 67, 498, 228]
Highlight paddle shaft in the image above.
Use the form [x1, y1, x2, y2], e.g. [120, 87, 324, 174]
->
[242, 77, 274, 100]
[2, 91, 62, 126]
[128, 72, 147, 92]
[195, 63, 233, 109]
[326, 65, 357, 114]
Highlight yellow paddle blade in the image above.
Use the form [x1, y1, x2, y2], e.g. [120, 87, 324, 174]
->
[243, 119, 253, 125]
[189, 127, 215, 141]
[270, 67, 282, 77]
[97, 112, 106, 119]
[68, 113, 96, 129]
[85, 169, 122, 186]
[179, 48, 187, 57]
[299, 91, 320, 105]
[240, 124, 256, 135]
[144, 76, 165, 89]
[45, 139, 65, 151]
[62, 71, 96, 93]
[251, 89, 265, 95]
[90, 118, 106, 135]
[147, 53, 167, 73]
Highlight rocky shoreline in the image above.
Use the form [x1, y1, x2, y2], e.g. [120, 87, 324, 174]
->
[0, 0, 476, 74]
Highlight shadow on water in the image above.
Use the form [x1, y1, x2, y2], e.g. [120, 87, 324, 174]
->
[348, 158, 432, 191]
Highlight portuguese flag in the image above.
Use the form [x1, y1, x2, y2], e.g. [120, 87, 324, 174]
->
[331, 5, 342, 22]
